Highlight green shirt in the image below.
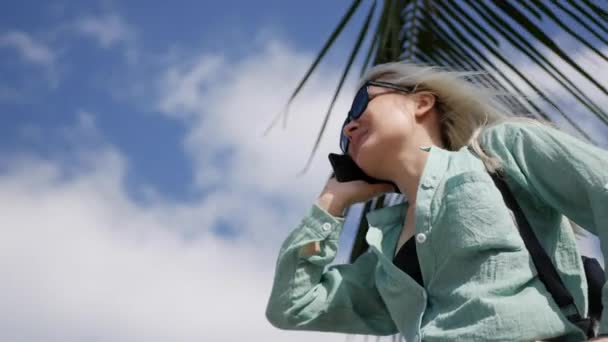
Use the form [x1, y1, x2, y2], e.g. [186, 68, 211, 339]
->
[265, 121, 608, 341]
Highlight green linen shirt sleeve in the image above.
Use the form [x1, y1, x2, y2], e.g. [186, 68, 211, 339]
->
[481, 121, 608, 334]
[265, 203, 398, 336]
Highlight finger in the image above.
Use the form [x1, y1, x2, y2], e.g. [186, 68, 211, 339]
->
[373, 183, 394, 192]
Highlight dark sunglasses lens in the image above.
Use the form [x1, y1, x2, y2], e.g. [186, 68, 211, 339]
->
[350, 87, 369, 120]
[340, 86, 369, 153]
[340, 118, 351, 153]
[340, 137, 348, 154]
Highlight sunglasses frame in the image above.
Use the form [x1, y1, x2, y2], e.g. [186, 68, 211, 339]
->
[340, 80, 416, 154]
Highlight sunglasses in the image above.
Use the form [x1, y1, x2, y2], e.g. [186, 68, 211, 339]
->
[340, 80, 416, 154]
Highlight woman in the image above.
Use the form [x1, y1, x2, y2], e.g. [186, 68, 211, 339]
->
[265, 62, 608, 341]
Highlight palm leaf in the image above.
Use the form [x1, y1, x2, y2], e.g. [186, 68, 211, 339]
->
[262, 0, 364, 136]
[297, 0, 377, 176]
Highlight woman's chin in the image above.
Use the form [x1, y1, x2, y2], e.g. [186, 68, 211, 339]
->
[355, 150, 386, 179]
[354, 154, 374, 176]
[352, 145, 366, 162]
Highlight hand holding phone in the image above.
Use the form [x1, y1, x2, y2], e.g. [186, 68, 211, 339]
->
[327, 153, 400, 193]
[319, 175, 395, 210]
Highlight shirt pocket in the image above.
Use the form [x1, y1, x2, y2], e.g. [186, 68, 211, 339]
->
[433, 171, 524, 257]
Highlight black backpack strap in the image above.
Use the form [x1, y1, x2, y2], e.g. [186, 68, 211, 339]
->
[488, 171, 583, 321]
[583, 255, 605, 321]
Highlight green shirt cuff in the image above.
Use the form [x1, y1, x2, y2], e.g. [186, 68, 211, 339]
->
[300, 203, 346, 239]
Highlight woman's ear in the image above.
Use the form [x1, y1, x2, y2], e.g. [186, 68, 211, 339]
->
[414, 91, 436, 118]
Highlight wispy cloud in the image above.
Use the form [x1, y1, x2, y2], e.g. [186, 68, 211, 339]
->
[74, 13, 135, 49]
[72, 13, 138, 64]
[0, 36, 358, 341]
[0, 31, 55, 66]
[157, 39, 351, 204]
[159, 56, 224, 117]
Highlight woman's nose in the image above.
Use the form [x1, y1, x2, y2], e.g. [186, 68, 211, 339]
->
[342, 120, 359, 141]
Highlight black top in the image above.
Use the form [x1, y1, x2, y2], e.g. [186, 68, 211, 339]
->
[392, 237, 424, 286]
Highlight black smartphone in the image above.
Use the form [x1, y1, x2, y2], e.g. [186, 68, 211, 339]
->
[328, 153, 400, 192]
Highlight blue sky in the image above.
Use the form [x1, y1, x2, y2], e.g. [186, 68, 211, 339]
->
[0, 2, 605, 341]
[0, 1, 366, 203]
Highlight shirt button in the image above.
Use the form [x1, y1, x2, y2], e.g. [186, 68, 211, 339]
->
[422, 178, 435, 189]
[416, 233, 427, 244]
[321, 222, 332, 231]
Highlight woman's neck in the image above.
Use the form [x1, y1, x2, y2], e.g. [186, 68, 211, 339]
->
[389, 147, 432, 202]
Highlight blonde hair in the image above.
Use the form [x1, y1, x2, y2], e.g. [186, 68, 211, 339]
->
[360, 62, 552, 172]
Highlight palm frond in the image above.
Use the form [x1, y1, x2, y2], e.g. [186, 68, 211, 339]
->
[297, 0, 377, 176]
[262, 0, 364, 136]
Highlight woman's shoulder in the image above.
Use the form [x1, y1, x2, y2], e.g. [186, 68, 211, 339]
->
[480, 119, 552, 146]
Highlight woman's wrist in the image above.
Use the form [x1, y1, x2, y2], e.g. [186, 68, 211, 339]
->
[316, 192, 349, 217]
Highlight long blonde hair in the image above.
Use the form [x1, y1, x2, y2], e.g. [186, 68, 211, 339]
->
[360, 62, 552, 172]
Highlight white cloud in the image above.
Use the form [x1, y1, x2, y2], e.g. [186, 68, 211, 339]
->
[0, 31, 55, 66]
[0, 126, 357, 342]
[159, 56, 224, 116]
[0, 36, 365, 340]
[75, 14, 135, 49]
[0, 30, 61, 90]
[0, 150, 354, 342]
[157, 39, 353, 208]
[73, 13, 138, 63]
